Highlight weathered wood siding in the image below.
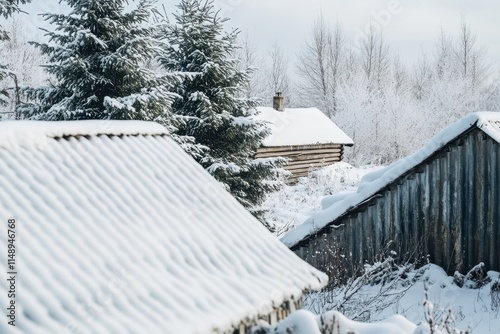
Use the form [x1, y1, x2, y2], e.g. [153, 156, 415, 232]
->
[230, 298, 303, 334]
[256, 143, 344, 181]
[292, 128, 500, 280]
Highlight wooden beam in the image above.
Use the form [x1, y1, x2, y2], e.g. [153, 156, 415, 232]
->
[286, 162, 339, 172]
[257, 143, 342, 153]
[285, 156, 341, 167]
[255, 148, 343, 158]
[289, 153, 342, 163]
[285, 157, 341, 167]
[285, 159, 341, 171]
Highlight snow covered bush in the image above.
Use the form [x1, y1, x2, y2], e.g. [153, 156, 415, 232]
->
[304, 263, 499, 332]
[252, 266, 472, 334]
[305, 253, 423, 321]
[452, 264, 500, 315]
[251, 309, 417, 334]
[453, 263, 491, 289]
[251, 307, 470, 334]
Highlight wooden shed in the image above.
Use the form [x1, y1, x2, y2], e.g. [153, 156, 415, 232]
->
[255, 95, 353, 182]
[282, 112, 500, 279]
[0, 121, 327, 334]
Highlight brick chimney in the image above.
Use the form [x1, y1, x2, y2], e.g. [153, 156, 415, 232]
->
[273, 92, 284, 112]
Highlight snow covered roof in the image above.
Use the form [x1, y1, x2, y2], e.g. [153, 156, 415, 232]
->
[0, 120, 327, 334]
[255, 107, 354, 147]
[282, 112, 500, 248]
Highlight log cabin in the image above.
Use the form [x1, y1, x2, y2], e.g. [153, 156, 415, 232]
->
[282, 112, 500, 281]
[0, 120, 327, 334]
[255, 93, 353, 182]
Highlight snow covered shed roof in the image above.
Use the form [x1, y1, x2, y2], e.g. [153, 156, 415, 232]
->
[255, 107, 354, 147]
[0, 120, 327, 334]
[281, 112, 500, 249]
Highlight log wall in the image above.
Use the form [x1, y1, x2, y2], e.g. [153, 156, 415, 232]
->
[291, 128, 500, 281]
[256, 144, 345, 181]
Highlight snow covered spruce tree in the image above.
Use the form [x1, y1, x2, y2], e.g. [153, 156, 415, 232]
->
[162, 0, 284, 223]
[18, 0, 180, 130]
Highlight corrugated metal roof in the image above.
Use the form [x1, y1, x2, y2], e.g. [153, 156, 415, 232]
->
[0, 121, 327, 334]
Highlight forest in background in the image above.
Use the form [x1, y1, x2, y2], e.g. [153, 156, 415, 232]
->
[236, 16, 500, 165]
[1, 8, 500, 167]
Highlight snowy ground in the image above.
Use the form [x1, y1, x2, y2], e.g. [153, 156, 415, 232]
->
[263, 162, 383, 236]
[251, 309, 417, 334]
[392, 264, 500, 333]
[303, 263, 500, 333]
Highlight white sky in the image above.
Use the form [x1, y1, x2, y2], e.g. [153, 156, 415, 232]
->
[164, 0, 500, 69]
[20, 0, 500, 70]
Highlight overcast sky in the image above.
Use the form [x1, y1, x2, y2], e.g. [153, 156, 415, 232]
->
[164, 0, 500, 69]
[22, 0, 500, 69]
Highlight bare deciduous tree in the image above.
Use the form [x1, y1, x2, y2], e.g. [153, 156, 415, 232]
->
[297, 15, 331, 111]
[0, 18, 46, 118]
[266, 41, 294, 106]
[297, 15, 346, 117]
[435, 27, 453, 79]
[412, 52, 431, 100]
[234, 32, 266, 102]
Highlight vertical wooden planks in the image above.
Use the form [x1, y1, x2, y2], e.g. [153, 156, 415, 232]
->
[451, 143, 463, 272]
[494, 142, 500, 270]
[441, 150, 451, 272]
[292, 128, 500, 278]
[464, 134, 474, 271]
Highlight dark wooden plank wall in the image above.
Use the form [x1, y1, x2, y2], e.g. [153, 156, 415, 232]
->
[292, 128, 500, 281]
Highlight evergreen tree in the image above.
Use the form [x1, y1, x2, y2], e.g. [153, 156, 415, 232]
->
[0, 0, 30, 105]
[162, 0, 284, 221]
[19, 0, 179, 130]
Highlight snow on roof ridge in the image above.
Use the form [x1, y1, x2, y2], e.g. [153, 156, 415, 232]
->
[0, 120, 168, 150]
[476, 111, 500, 143]
[281, 111, 500, 248]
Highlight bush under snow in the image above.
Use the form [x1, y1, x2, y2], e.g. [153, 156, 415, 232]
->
[252, 262, 500, 333]
[251, 309, 417, 334]
[303, 263, 499, 333]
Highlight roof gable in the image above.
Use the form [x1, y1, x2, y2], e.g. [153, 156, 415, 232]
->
[255, 107, 354, 147]
[282, 112, 500, 248]
[478, 113, 500, 142]
[0, 121, 327, 333]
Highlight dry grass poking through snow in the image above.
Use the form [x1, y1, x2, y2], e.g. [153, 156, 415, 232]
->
[263, 162, 383, 236]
